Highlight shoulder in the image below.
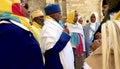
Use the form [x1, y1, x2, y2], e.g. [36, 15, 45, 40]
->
[0, 23, 32, 42]
[0, 23, 28, 35]
[0, 23, 39, 47]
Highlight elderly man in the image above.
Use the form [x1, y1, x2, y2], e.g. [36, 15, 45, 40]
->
[40, 4, 74, 69]
[30, 10, 44, 42]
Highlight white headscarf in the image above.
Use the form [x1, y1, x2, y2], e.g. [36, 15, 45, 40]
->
[77, 16, 83, 24]
[89, 12, 99, 24]
[77, 16, 86, 51]
[89, 12, 99, 39]
[77, 16, 84, 34]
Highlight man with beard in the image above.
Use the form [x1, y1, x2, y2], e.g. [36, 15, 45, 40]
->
[85, 0, 120, 69]
[30, 10, 44, 42]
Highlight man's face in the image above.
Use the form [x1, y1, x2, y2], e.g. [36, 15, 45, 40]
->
[102, 5, 108, 16]
[34, 16, 44, 26]
[21, 3, 30, 18]
[51, 12, 62, 22]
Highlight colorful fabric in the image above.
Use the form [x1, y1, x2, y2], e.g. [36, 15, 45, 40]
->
[0, 0, 23, 16]
[45, 4, 61, 15]
[0, 0, 31, 30]
[30, 10, 44, 22]
[32, 21, 42, 28]
[0, 0, 44, 68]
[75, 33, 84, 55]
[31, 24, 41, 42]
[70, 32, 80, 45]
[30, 10, 44, 42]
[114, 11, 120, 20]
[66, 10, 80, 47]
[0, 23, 44, 69]
[66, 10, 75, 24]
[44, 32, 70, 69]
[76, 16, 86, 52]
[76, 16, 85, 36]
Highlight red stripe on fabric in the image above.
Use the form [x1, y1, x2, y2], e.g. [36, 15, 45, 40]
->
[75, 33, 84, 55]
[12, 3, 24, 16]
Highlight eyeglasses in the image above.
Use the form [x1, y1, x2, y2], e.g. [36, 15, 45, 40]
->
[21, 3, 25, 6]
[21, 3, 29, 10]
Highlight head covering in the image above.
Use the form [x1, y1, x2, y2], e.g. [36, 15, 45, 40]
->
[0, 0, 24, 16]
[89, 12, 99, 23]
[66, 10, 75, 24]
[44, 4, 61, 15]
[101, 0, 120, 23]
[107, 0, 120, 13]
[102, 0, 107, 6]
[0, 0, 31, 30]
[77, 16, 82, 23]
[30, 10, 44, 21]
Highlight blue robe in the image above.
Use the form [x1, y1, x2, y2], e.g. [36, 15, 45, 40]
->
[0, 23, 44, 69]
[44, 32, 70, 69]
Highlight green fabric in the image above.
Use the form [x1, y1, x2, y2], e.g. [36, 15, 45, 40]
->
[0, 12, 20, 23]
[70, 32, 80, 45]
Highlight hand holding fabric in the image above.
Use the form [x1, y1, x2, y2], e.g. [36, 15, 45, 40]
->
[91, 39, 101, 51]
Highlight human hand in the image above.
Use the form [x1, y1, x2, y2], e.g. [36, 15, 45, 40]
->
[91, 39, 101, 51]
[63, 25, 69, 34]
[95, 32, 101, 39]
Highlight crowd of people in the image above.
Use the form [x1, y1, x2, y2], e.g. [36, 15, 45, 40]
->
[0, 0, 120, 69]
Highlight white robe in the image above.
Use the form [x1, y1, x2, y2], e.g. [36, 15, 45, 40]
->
[40, 19, 74, 69]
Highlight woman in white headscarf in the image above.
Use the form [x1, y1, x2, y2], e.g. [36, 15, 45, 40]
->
[84, 12, 100, 56]
[77, 16, 86, 53]
[75, 16, 86, 69]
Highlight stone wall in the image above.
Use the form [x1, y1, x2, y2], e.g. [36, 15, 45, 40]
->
[28, 0, 103, 24]
[66, 0, 102, 24]
[28, 0, 46, 12]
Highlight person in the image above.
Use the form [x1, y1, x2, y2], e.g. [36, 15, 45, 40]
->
[84, 12, 100, 56]
[21, 2, 30, 18]
[102, 0, 108, 17]
[77, 16, 86, 54]
[66, 11, 86, 69]
[92, 0, 108, 42]
[40, 4, 74, 69]
[0, 0, 44, 69]
[77, 16, 84, 24]
[91, 0, 120, 51]
[30, 10, 44, 42]
[85, 0, 120, 69]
